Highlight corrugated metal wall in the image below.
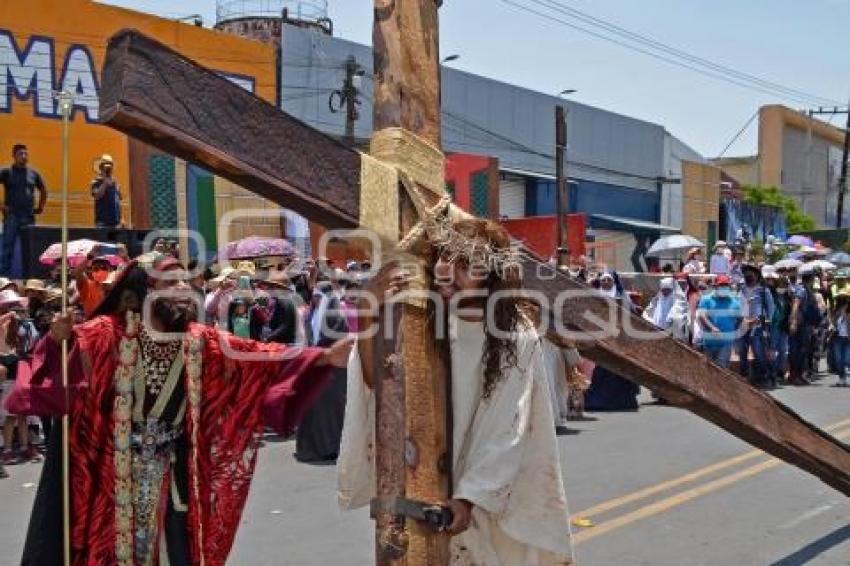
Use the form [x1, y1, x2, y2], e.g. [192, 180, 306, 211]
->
[499, 176, 527, 218]
[280, 24, 691, 196]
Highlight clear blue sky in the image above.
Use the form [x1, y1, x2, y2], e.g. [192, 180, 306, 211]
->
[104, 0, 849, 158]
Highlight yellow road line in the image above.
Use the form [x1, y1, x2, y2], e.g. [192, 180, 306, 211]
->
[573, 427, 850, 545]
[573, 416, 850, 519]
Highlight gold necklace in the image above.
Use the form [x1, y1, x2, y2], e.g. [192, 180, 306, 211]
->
[138, 327, 180, 395]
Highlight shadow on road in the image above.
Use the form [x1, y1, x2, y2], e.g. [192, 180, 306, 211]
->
[770, 524, 850, 565]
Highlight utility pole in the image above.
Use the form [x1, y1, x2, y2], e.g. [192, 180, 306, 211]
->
[329, 56, 363, 145]
[837, 103, 850, 229]
[555, 105, 568, 267]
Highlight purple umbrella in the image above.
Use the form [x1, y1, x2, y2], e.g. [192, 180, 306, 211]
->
[219, 236, 294, 261]
[786, 235, 814, 247]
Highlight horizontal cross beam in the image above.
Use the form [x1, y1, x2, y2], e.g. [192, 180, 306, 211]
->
[100, 29, 362, 229]
[522, 257, 850, 496]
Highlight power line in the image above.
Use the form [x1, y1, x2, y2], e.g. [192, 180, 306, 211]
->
[521, 0, 841, 106]
[716, 110, 759, 158]
[500, 0, 843, 107]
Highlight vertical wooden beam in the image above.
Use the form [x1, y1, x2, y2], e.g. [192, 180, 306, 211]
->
[373, 2, 450, 565]
[127, 138, 152, 229]
[373, 0, 443, 147]
[374, 304, 408, 563]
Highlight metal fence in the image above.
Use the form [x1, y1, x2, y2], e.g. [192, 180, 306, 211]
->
[216, 0, 328, 23]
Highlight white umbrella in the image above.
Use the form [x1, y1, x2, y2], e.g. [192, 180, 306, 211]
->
[802, 260, 836, 272]
[646, 235, 705, 258]
[774, 258, 803, 270]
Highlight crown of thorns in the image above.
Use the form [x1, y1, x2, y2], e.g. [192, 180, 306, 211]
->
[424, 214, 520, 278]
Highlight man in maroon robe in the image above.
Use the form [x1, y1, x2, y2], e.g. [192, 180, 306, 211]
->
[6, 256, 352, 565]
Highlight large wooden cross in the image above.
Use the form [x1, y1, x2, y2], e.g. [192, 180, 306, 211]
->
[99, 3, 850, 564]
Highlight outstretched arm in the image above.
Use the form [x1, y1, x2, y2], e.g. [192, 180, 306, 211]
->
[259, 336, 353, 435]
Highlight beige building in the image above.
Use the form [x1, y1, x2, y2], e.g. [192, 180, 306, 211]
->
[713, 105, 847, 228]
[680, 160, 722, 244]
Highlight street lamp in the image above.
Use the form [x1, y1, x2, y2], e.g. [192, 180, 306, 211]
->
[442, 54, 461, 64]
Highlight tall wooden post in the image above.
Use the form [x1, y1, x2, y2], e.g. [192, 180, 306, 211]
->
[372, 1, 451, 565]
[555, 105, 568, 266]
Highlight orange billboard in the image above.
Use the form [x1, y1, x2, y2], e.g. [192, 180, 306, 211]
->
[0, 0, 277, 228]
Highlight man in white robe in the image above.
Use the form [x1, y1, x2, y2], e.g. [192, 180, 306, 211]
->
[337, 218, 574, 565]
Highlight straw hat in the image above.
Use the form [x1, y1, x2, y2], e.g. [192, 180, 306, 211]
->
[23, 279, 47, 294]
[45, 288, 63, 304]
[210, 267, 236, 284]
[234, 261, 256, 277]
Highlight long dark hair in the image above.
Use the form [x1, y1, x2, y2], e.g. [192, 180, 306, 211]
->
[90, 265, 149, 319]
[445, 219, 525, 400]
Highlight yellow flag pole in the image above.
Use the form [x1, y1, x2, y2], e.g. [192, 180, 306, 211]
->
[57, 91, 73, 566]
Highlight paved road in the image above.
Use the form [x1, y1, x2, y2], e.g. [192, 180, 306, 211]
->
[1, 381, 848, 565]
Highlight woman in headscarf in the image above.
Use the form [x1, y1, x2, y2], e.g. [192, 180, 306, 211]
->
[642, 277, 689, 340]
[585, 269, 641, 411]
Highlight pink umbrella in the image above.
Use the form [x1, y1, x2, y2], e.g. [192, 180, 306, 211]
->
[39, 239, 123, 268]
[218, 236, 294, 261]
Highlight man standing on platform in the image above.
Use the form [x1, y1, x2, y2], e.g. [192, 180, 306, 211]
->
[90, 154, 122, 228]
[0, 144, 47, 276]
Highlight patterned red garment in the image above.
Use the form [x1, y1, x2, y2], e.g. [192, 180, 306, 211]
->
[13, 315, 330, 566]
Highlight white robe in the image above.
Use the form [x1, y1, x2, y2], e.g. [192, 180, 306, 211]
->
[338, 317, 574, 565]
[541, 338, 570, 428]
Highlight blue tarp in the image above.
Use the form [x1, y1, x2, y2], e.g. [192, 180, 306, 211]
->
[723, 198, 787, 243]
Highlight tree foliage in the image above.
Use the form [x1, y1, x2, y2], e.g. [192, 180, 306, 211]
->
[743, 185, 816, 234]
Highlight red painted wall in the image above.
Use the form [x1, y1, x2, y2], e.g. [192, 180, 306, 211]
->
[501, 214, 587, 259]
[445, 153, 499, 216]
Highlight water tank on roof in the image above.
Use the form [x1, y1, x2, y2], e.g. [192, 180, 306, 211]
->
[215, 0, 332, 41]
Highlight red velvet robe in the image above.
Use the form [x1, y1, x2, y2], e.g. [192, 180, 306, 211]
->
[7, 314, 330, 565]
